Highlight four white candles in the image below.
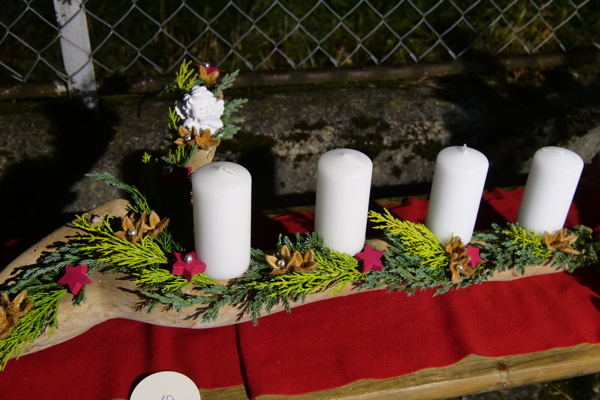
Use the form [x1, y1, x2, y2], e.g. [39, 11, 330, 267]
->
[425, 145, 489, 244]
[314, 149, 373, 255]
[516, 146, 583, 235]
[192, 162, 252, 280]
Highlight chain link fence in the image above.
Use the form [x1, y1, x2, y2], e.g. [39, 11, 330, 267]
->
[1, 0, 599, 85]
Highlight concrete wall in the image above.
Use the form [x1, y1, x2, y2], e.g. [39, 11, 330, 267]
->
[1, 70, 599, 242]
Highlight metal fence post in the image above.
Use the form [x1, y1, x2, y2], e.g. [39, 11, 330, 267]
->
[53, 0, 98, 108]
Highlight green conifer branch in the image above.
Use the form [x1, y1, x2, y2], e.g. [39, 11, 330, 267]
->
[133, 267, 216, 293]
[0, 288, 67, 370]
[248, 250, 367, 298]
[140, 291, 207, 312]
[175, 59, 197, 91]
[216, 98, 247, 139]
[163, 144, 197, 167]
[72, 214, 167, 268]
[167, 107, 181, 134]
[215, 70, 239, 93]
[368, 209, 447, 269]
[154, 230, 185, 254]
[133, 268, 189, 292]
[86, 172, 150, 214]
[191, 273, 217, 287]
[502, 224, 551, 259]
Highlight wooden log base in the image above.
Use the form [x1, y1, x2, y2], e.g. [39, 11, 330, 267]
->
[198, 343, 600, 399]
[0, 199, 568, 358]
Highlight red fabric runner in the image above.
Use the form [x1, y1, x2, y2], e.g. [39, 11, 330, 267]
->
[0, 188, 599, 400]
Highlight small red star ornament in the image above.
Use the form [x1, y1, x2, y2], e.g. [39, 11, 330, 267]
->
[58, 264, 92, 295]
[466, 245, 482, 267]
[354, 244, 385, 273]
[173, 251, 206, 281]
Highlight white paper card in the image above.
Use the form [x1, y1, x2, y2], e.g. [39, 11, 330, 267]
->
[130, 371, 201, 400]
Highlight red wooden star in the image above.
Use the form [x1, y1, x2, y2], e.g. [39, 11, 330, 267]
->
[466, 245, 483, 267]
[354, 244, 385, 273]
[58, 264, 92, 295]
[172, 251, 206, 281]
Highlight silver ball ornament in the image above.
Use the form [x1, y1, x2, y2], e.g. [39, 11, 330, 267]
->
[128, 229, 137, 236]
[184, 254, 194, 263]
[185, 135, 192, 141]
[277, 259, 286, 268]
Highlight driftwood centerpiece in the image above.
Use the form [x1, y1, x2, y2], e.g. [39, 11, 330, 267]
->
[0, 62, 594, 370]
[0, 198, 580, 359]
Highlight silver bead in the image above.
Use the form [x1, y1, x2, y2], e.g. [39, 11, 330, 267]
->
[184, 254, 194, 263]
[128, 229, 137, 236]
[185, 135, 192, 141]
[457, 265, 464, 270]
[277, 259, 286, 268]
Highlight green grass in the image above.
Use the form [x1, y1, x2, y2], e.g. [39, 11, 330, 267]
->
[1, 0, 599, 83]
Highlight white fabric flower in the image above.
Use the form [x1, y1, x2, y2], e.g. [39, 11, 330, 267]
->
[175, 86, 225, 134]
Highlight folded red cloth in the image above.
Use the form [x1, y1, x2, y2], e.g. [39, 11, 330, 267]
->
[385, 197, 429, 224]
[481, 187, 580, 227]
[236, 268, 600, 398]
[0, 188, 595, 400]
[384, 187, 581, 229]
[235, 187, 592, 398]
[0, 320, 244, 400]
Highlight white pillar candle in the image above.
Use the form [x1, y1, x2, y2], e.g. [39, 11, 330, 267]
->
[192, 162, 252, 280]
[425, 145, 489, 244]
[516, 146, 583, 235]
[314, 149, 373, 255]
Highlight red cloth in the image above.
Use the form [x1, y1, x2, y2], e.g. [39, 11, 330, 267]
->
[236, 269, 600, 397]
[0, 321, 244, 400]
[385, 197, 429, 224]
[481, 187, 580, 227]
[235, 188, 591, 397]
[0, 188, 598, 400]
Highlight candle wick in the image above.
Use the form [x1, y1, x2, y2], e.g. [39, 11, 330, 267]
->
[541, 147, 563, 153]
[342, 153, 367, 163]
[220, 167, 235, 175]
[460, 144, 468, 153]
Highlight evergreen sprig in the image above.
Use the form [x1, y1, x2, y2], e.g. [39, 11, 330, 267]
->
[72, 214, 167, 269]
[570, 226, 600, 271]
[167, 108, 180, 133]
[473, 223, 551, 274]
[133, 267, 216, 293]
[134, 267, 190, 292]
[154, 230, 186, 254]
[0, 288, 67, 370]
[162, 143, 198, 167]
[86, 172, 150, 214]
[249, 250, 367, 298]
[140, 290, 208, 312]
[214, 70, 239, 93]
[472, 223, 596, 274]
[193, 250, 275, 325]
[216, 98, 247, 139]
[369, 209, 447, 269]
[175, 59, 197, 92]
[503, 224, 551, 259]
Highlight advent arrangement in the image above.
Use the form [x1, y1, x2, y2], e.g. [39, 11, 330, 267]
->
[0, 61, 597, 372]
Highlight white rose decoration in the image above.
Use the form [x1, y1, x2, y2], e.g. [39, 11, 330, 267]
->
[175, 86, 225, 135]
